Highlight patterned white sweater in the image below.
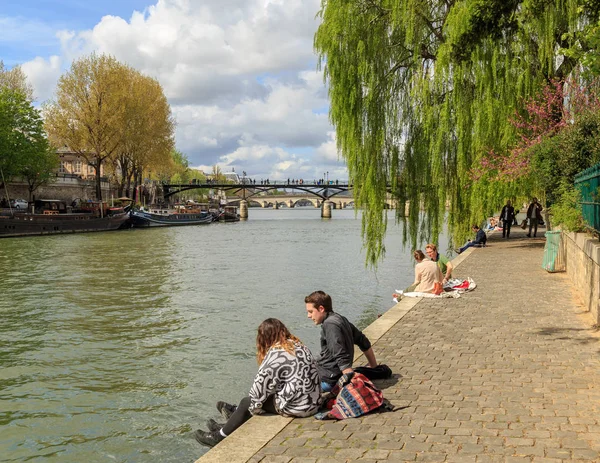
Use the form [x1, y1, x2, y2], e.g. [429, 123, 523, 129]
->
[249, 341, 321, 417]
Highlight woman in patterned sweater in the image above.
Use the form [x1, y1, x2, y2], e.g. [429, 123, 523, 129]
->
[194, 318, 321, 447]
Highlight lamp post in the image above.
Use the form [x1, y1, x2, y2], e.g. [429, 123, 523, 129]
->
[326, 171, 329, 184]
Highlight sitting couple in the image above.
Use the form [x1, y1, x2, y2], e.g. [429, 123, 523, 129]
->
[393, 244, 453, 297]
[194, 291, 380, 447]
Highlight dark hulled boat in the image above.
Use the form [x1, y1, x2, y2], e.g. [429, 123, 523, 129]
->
[0, 200, 131, 238]
[129, 205, 214, 227]
[212, 205, 240, 222]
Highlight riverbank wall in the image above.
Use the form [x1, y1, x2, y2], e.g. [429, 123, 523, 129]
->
[564, 231, 600, 325]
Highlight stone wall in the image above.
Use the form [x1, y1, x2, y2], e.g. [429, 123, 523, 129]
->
[6, 180, 113, 203]
[564, 231, 600, 325]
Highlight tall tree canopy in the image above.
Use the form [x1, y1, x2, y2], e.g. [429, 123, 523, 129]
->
[315, 0, 600, 264]
[0, 88, 55, 193]
[0, 61, 34, 101]
[111, 69, 175, 197]
[44, 53, 175, 201]
[44, 54, 128, 201]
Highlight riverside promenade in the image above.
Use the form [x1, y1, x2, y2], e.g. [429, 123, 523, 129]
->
[198, 228, 600, 462]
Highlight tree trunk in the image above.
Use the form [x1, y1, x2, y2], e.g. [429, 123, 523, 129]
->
[95, 160, 102, 201]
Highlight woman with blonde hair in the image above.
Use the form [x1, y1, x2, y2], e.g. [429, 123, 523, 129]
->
[194, 318, 321, 447]
[412, 249, 443, 293]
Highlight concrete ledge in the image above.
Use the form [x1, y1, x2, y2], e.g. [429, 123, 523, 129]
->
[195, 248, 473, 463]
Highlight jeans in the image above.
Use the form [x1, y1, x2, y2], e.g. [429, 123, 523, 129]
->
[459, 241, 478, 253]
[321, 381, 333, 392]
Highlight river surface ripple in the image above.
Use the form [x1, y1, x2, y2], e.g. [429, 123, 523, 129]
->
[0, 208, 449, 462]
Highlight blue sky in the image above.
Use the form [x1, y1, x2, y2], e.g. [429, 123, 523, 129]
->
[1, 0, 346, 180]
[2, 0, 151, 64]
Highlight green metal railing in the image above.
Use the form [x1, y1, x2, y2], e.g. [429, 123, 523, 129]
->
[574, 163, 600, 232]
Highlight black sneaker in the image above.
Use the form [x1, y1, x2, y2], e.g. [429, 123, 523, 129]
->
[206, 418, 224, 432]
[194, 429, 225, 447]
[216, 401, 237, 420]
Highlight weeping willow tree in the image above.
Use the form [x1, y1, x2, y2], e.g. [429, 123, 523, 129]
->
[315, 0, 600, 265]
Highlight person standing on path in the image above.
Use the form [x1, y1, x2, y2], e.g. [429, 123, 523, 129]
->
[500, 200, 515, 239]
[526, 198, 543, 238]
[425, 243, 453, 283]
[305, 290, 378, 392]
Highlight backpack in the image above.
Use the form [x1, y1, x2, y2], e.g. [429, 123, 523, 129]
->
[315, 373, 384, 420]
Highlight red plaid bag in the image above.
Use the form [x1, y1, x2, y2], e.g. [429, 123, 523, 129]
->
[319, 372, 384, 420]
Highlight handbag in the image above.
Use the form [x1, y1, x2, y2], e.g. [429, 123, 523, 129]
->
[520, 219, 527, 229]
[432, 282, 443, 295]
[316, 372, 384, 420]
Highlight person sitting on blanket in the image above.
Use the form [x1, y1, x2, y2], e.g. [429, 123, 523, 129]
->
[408, 250, 443, 294]
[425, 243, 453, 283]
[194, 318, 321, 447]
[305, 290, 379, 392]
[457, 224, 487, 254]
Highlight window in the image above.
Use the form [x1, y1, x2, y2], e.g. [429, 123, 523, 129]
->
[73, 160, 82, 174]
[88, 164, 95, 175]
[59, 161, 70, 173]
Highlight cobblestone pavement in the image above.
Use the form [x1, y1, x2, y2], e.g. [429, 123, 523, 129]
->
[248, 229, 600, 462]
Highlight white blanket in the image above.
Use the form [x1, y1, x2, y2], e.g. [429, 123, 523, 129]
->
[393, 277, 477, 301]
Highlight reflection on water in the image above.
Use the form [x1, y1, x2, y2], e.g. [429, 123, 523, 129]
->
[0, 209, 449, 462]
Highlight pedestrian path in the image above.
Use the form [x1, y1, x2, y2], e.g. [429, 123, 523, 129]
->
[202, 228, 600, 462]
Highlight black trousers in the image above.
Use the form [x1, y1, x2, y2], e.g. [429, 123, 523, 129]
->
[503, 219, 512, 238]
[528, 218, 538, 237]
[222, 395, 277, 436]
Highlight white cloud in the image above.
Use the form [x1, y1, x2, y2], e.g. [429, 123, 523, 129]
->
[20, 56, 63, 102]
[18, 0, 347, 179]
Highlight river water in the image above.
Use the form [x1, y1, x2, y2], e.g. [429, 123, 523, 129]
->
[0, 208, 449, 462]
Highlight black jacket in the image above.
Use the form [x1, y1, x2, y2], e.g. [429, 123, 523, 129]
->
[317, 312, 371, 384]
[500, 205, 515, 223]
[474, 228, 487, 245]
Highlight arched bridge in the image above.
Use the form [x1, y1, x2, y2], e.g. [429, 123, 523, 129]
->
[225, 194, 364, 209]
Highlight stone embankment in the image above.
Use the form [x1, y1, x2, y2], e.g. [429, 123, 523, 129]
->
[197, 228, 600, 462]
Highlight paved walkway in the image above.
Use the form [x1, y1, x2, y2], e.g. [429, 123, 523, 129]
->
[244, 228, 600, 462]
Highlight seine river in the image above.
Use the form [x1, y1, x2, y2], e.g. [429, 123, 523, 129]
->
[0, 208, 449, 462]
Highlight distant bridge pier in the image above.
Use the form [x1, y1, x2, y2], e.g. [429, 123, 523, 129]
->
[321, 200, 332, 219]
[273, 202, 279, 209]
[239, 200, 248, 219]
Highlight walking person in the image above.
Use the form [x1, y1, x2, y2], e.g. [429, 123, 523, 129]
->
[526, 198, 543, 238]
[194, 319, 321, 447]
[500, 200, 515, 239]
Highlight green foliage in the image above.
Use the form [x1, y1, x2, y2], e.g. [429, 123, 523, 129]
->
[550, 184, 586, 231]
[315, 0, 599, 264]
[0, 88, 52, 185]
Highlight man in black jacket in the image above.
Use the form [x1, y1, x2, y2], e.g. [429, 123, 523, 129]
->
[458, 225, 487, 254]
[305, 290, 378, 391]
[526, 198, 543, 237]
[500, 200, 515, 239]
